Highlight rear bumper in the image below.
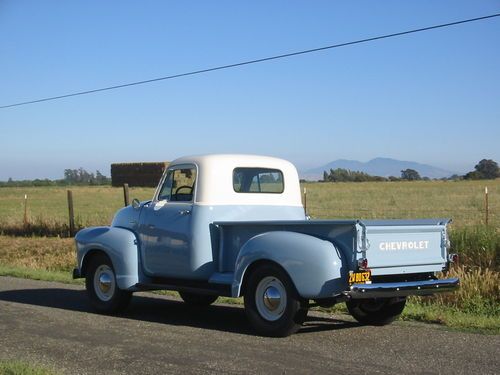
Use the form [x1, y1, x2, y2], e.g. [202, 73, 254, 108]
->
[345, 277, 460, 299]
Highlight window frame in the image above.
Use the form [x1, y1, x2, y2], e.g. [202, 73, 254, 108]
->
[154, 163, 198, 203]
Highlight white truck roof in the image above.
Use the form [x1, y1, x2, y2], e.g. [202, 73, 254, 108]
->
[168, 154, 303, 207]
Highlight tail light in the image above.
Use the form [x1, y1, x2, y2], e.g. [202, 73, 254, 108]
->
[448, 253, 459, 264]
[358, 258, 369, 270]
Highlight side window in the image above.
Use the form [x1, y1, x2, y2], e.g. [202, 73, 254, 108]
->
[233, 168, 284, 193]
[158, 170, 174, 201]
[158, 167, 197, 202]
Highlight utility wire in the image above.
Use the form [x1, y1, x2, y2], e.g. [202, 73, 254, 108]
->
[1, 13, 499, 110]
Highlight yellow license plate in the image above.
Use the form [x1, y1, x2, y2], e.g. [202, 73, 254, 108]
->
[348, 271, 372, 285]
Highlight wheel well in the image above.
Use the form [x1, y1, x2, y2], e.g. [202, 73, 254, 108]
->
[80, 249, 110, 277]
[240, 259, 299, 298]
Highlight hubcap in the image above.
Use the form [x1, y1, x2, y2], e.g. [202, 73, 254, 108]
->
[255, 276, 287, 321]
[93, 264, 115, 302]
[99, 273, 112, 293]
[263, 286, 281, 311]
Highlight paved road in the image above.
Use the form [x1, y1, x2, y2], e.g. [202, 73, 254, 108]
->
[0, 276, 498, 374]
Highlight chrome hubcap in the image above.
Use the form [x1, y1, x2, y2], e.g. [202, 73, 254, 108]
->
[255, 276, 287, 321]
[99, 273, 112, 293]
[263, 286, 281, 311]
[93, 264, 115, 302]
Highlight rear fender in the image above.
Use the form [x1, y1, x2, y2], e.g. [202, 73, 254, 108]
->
[233, 231, 345, 299]
[75, 226, 139, 290]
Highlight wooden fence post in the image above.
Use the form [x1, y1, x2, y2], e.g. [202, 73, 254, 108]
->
[485, 186, 489, 226]
[303, 187, 307, 216]
[67, 190, 75, 237]
[123, 183, 130, 206]
[23, 194, 28, 227]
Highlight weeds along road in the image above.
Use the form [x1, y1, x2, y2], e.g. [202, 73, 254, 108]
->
[0, 277, 498, 375]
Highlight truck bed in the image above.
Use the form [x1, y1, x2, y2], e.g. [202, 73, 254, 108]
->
[213, 218, 450, 276]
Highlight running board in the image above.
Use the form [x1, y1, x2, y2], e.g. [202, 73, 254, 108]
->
[136, 276, 232, 297]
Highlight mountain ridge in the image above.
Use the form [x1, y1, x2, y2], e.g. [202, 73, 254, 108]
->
[301, 157, 457, 180]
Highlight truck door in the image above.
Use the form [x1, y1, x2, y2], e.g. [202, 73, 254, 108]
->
[138, 165, 197, 278]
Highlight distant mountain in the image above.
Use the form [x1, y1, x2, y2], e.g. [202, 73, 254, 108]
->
[301, 157, 456, 181]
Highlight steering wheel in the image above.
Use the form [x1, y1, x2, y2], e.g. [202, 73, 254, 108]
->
[174, 185, 193, 195]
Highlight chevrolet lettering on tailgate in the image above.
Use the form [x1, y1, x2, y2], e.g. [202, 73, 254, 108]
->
[379, 240, 430, 251]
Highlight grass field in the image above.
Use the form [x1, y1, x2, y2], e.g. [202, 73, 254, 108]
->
[0, 186, 154, 234]
[304, 179, 499, 228]
[0, 179, 497, 232]
[0, 180, 498, 330]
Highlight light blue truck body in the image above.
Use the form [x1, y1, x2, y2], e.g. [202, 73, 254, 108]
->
[74, 154, 459, 302]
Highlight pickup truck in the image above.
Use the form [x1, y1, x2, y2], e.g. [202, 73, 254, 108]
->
[74, 154, 459, 337]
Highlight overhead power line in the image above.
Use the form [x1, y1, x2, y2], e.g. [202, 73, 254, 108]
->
[1, 13, 499, 110]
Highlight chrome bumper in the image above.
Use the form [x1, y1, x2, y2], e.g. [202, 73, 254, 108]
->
[345, 278, 460, 299]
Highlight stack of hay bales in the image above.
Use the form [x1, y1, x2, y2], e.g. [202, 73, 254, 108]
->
[111, 162, 169, 187]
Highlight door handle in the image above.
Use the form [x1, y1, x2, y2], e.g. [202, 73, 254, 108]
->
[178, 210, 191, 216]
[148, 224, 156, 229]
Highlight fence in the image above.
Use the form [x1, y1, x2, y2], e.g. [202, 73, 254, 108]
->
[1, 183, 497, 238]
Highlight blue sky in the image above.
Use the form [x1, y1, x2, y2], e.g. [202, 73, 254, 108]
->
[1, 1, 499, 180]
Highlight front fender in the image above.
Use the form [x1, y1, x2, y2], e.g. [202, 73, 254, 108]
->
[233, 231, 345, 298]
[75, 226, 139, 290]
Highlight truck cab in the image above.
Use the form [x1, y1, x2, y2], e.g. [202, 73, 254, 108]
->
[116, 155, 306, 280]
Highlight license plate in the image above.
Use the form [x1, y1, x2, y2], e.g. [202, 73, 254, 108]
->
[348, 271, 372, 285]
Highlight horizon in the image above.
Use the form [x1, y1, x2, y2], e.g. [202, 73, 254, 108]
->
[1, 1, 499, 180]
[0, 155, 488, 181]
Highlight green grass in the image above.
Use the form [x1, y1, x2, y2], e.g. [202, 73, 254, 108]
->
[0, 360, 57, 375]
[0, 265, 82, 285]
[401, 301, 500, 334]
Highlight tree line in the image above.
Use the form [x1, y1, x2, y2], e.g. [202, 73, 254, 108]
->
[0, 168, 111, 187]
[322, 159, 499, 182]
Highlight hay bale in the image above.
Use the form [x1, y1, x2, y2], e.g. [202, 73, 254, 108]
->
[111, 162, 169, 187]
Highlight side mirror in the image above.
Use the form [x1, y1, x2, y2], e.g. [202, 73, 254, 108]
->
[132, 198, 141, 209]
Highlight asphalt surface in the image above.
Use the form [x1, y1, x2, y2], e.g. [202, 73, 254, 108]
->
[0, 276, 498, 375]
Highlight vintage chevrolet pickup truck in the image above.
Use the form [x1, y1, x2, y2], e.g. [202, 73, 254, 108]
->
[74, 154, 459, 336]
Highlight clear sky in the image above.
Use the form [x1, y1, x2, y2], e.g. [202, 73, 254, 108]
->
[1, 1, 499, 180]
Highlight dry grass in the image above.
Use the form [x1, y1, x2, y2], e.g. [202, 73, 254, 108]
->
[0, 186, 154, 236]
[303, 179, 499, 228]
[0, 236, 75, 272]
[0, 179, 498, 236]
[419, 265, 500, 315]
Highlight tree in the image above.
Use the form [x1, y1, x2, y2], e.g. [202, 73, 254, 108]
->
[322, 168, 387, 182]
[464, 159, 500, 180]
[401, 169, 421, 181]
[95, 170, 108, 185]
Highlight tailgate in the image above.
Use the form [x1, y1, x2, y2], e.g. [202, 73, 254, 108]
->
[359, 219, 449, 276]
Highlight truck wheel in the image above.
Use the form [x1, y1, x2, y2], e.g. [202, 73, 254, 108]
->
[346, 297, 406, 326]
[244, 264, 308, 337]
[85, 254, 132, 314]
[179, 291, 218, 306]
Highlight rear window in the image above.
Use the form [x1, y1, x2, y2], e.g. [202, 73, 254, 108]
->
[233, 168, 284, 193]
